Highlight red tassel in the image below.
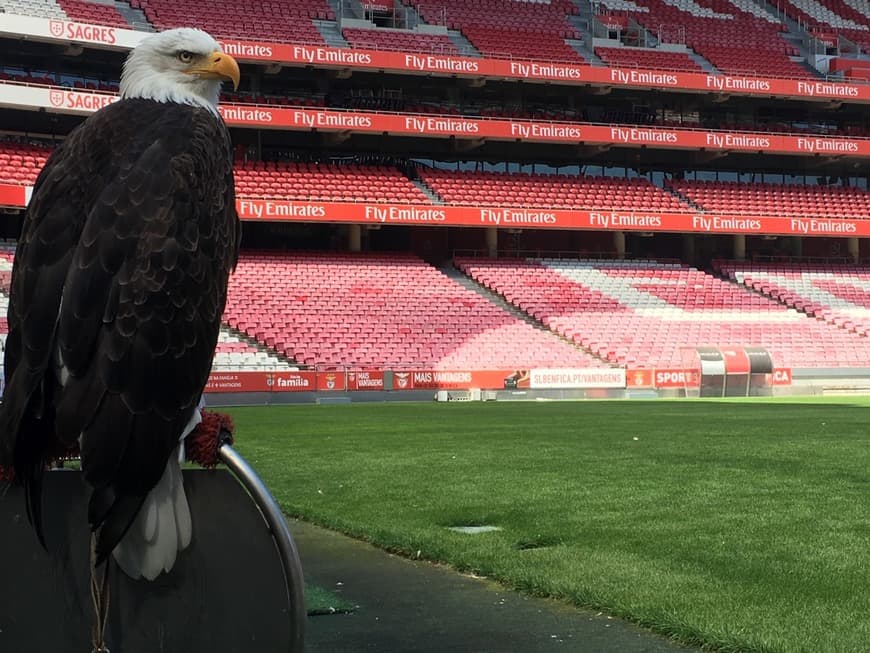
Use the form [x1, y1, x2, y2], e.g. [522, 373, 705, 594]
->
[185, 410, 234, 468]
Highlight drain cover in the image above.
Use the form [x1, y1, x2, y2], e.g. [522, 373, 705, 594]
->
[448, 525, 502, 534]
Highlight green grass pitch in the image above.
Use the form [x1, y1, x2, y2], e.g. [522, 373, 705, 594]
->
[226, 398, 870, 653]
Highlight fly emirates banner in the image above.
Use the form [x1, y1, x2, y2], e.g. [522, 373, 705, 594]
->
[2, 83, 869, 158]
[0, 183, 866, 239]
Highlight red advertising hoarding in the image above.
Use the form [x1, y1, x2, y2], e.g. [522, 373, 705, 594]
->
[653, 369, 701, 389]
[768, 368, 794, 386]
[2, 184, 867, 239]
[204, 371, 317, 393]
[216, 104, 870, 157]
[214, 38, 870, 104]
[346, 370, 386, 390]
[203, 364, 791, 394]
[4, 82, 869, 158]
[235, 199, 870, 238]
[393, 370, 512, 390]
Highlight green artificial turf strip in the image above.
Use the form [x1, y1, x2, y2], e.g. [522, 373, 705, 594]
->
[306, 583, 356, 615]
[227, 399, 870, 653]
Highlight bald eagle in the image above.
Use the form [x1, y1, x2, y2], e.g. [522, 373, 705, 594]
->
[0, 28, 241, 581]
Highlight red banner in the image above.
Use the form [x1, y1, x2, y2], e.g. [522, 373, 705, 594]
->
[204, 365, 790, 393]
[0, 184, 26, 207]
[215, 105, 870, 157]
[204, 370, 317, 393]
[213, 39, 869, 104]
[5, 82, 869, 157]
[597, 15, 628, 30]
[393, 370, 512, 390]
[235, 199, 870, 238]
[2, 185, 868, 238]
[653, 369, 700, 388]
[626, 369, 655, 388]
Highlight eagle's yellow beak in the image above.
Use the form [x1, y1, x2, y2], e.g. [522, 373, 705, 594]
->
[187, 51, 240, 90]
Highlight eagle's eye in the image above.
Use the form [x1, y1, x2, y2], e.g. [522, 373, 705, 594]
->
[177, 50, 194, 64]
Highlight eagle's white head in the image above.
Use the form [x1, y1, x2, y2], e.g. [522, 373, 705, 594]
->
[120, 28, 240, 114]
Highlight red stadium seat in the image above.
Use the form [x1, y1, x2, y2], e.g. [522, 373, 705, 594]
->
[456, 256, 870, 369]
[223, 252, 610, 369]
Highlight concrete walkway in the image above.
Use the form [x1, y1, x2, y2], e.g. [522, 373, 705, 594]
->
[291, 521, 696, 653]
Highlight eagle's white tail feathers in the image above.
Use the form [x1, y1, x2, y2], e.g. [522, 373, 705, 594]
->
[112, 451, 192, 580]
[109, 403, 202, 580]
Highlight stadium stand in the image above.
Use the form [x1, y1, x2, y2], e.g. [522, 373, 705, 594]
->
[233, 161, 431, 203]
[0, 248, 289, 371]
[418, 169, 692, 211]
[405, 0, 585, 62]
[0, 141, 51, 186]
[55, 0, 130, 28]
[718, 261, 870, 337]
[212, 329, 293, 371]
[4, 142, 868, 221]
[1, 0, 66, 18]
[341, 28, 460, 54]
[455, 257, 870, 369]
[220, 91, 325, 106]
[594, 46, 704, 72]
[0, 142, 429, 204]
[128, 0, 329, 43]
[223, 252, 611, 369]
[598, 0, 815, 78]
[667, 179, 870, 218]
[776, 0, 870, 52]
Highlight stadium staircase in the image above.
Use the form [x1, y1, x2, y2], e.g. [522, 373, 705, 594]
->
[444, 262, 615, 366]
[442, 263, 544, 328]
[686, 49, 719, 73]
[447, 30, 479, 56]
[568, 1, 608, 63]
[115, 0, 154, 31]
[213, 327, 298, 372]
[314, 19, 349, 48]
[409, 177, 444, 204]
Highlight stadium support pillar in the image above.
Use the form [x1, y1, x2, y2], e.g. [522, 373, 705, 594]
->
[733, 234, 746, 260]
[849, 237, 860, 263]
[791, 237, 803, 258]
[682, 234, 695, 263]
[486, 227, 498, 258]
[614, 231, 626, 259]
[348, 225, 362, 252]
